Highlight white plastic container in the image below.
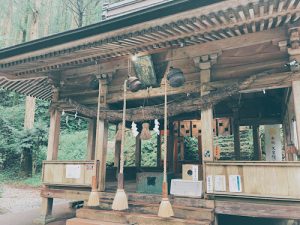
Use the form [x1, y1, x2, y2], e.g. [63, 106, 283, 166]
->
[170, 179, 203, 197]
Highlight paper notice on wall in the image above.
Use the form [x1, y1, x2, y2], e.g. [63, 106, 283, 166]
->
[229, 175, 242, 192]
[264, 124, 282, 161]
[214, 175, 226, 192]
[206, 175, 213, 193]
[66, 165, 81, 179]
[192, 165, 198, 181]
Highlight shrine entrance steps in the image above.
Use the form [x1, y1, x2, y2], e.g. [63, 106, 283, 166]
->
[66, 192, 215, 225]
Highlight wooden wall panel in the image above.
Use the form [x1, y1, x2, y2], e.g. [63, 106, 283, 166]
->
[205, 162, 300, 199]
[42, 161, 96, 187]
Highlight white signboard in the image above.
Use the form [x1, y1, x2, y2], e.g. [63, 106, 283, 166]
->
[206, 175, 213, 193]
[214, 175, 226, 192]
[229, 175, 242, 192]
[264, 124, 282, 161]
[66, 165, 81, 179]
[192, 165, 198, 181]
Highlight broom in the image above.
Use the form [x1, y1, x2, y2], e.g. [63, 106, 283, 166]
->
[112, 79, 128, 210]
[87, 79, 102, 207]
[158, 77, 174, 218]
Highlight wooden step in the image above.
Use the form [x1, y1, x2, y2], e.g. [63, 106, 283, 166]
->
[96, 199, 214, 221]
[99, 192, 215, 209]
[67, 218, 127, 225]
[76, 208, 212, 225]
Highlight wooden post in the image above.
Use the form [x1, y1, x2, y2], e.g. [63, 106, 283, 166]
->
[95, 78, 109, 191]
[135, 134, 142, 169]
[233, 108, 241, 160]
[292, 80, 300, 150]
[96, 119, 108, 191]
[196, 54, 217, 197]
[157, 134, 161, 168]
[180, 137, 185, 161]
[198, 135, 203, 163]
[252, 124, 262, 160]
[168, 122, 174, 173]
[37, 196, 54, 224]
[47, 109, 61, 160]
[199, 60, 214, 162]
[173, 137, 178, 174]
[87, 118, 96, 160]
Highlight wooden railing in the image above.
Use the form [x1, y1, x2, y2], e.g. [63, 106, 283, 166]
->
[42, 160, 99, 187]
[205, 161, 300, 200]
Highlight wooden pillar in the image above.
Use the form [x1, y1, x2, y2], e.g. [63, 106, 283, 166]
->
[173, 137, 178, 173]
[199, 59, 214, 162]
[87, 118, 96, 160]
[135, 134, 142, 169]
[252, 124, 262, 160]
[196, 54, 218, 197]
[96, 119, 108, 191]
[38, 197, 54, 223]
[47, 109, 61, 160]
[168, 122, 174, 173]
[180, 137, 185, 161]
[198, 136, 203, 163]
[292, 80, 300, 150]
[233, 108, 241, 160]
[157, 134, 161, 168]
[95, 78, 109, 191]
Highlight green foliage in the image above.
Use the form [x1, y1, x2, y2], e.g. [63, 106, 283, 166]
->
[184, 137, 199, 161]
[58, 130, 88, 160]
[141, 132, 157, 167]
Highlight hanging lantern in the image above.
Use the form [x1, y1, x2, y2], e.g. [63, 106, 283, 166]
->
[115, 123, 122, 141]
[127, 76, 142, 92]
[167, 67, 185, 87]
[140, 122, 151, 140]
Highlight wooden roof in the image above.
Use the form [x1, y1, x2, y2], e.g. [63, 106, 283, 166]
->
[0, 0, 298, 103]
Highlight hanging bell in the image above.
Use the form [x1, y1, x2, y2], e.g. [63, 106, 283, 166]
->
[140, 122, 151, 140]
[115, 123, 122, 141]
[167, 67, 185, 87]
[128, 76, 142, 92]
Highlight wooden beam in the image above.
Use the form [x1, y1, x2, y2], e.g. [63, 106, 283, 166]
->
[215, 200, 300, 219]
[76, 70, 299, 105]
[52, 71, 300, 122]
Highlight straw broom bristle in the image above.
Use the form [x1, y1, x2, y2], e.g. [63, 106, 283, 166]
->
[87, 175, 99, 207]
[87, 190, 99, 207]
[112, 189, 128, 210]
[158, 198, 174, 218]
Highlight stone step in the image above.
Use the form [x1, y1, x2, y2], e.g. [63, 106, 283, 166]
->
[96, 199, 214, 221]
[67, 218, 127, 225]
[76, 208, 212, 225]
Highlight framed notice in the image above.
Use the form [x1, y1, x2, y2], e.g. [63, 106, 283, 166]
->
[206, 175, 213, 193]
[214, 175, 226, 192]
[66, 165, 81, 179]
[229, 175, 242, 192]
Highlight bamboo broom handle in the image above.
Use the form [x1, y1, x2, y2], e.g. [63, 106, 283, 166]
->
[163, 78, 167, 183]
[120, 79, 127, 175]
